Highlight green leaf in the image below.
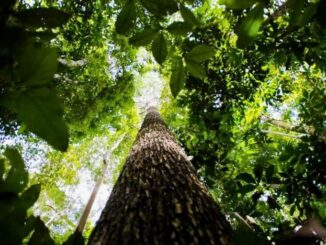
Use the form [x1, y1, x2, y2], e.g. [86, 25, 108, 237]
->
[151, 32, 167, 64]
[185, 60, 206, 79]
[62, 231, 85, 245]
[297, 3, 318, 27]
[115, 0, 137, 35]
[265, 165, 274, 182]
[14, 8, 71, 28]
[234, 223, 269, 245]
[170, 58, 185, 97]
[185, 45, 215, 62]
[237, 173, 256, 183]
[236, 2, 264, 48]
[28, 217, 55, 245]
[3, 148, 28, 193]
[23, 216, 37, 239]
[254, 165, 263, 181]
[167, 22, 193, 36]
[220, 0, 258, 9]
[21, 184, 41, 210]
[180, 6, 200, 26]
[129, 28, 158, 46]
[0, 159, 4, 181]
[288, 0, 304, 29]
[14, 88, 69, 151]
[239, 184, 256, 194]
[139, 0, 177, 16]
[17, 42, 57, 86]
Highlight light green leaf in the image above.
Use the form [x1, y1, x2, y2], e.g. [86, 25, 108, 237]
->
[18, 43, 57, 86]
[185, 45, 215, 62]
[3, 148, 28, 193]
[115, 0, 137, 35]
[15, 88, 69, 151]
[185, 60, 206, 79]
[220, 0, 258, 9]
[170, 58, 185, 97]
[129, 28, 158, 46]
[180, 6, 200, 26]
[167, 22, 193, 36]
[236, 2, 264, 48]
[151, 32, 167, 64]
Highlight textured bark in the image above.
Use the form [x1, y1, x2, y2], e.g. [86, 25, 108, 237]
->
[88, 108, 232, 245]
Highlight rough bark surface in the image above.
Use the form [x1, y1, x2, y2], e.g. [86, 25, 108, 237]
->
[88, 108, 232, 245]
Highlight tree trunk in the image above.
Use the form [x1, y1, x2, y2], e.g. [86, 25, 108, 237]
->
[88, 107, 232, 245]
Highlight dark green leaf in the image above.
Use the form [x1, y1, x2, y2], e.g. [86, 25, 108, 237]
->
[0, 159, 4, 181]
[21, 184, 41, 210]
[185, 45, 215, 62]
[3, 148, 28, 193]
[234, 223, 269, 245]
[239, 184, 256, 194]
[180, 6, 200, 26]
[28, 217, 54, 245]
[17, 42, 57, 86]
[185, 60, 206, 79]
[14, 88, 69, 151]
[236, 2, 264, 49]
[151, 32, 167, 64]
[288, 0, 304, 30]
[220, 0, 258, 9]
[167, 22, 193, 36]
[139, 0, 177, 16]
[252, 191, 262, 203]
[170, 58, 185, 97]
[14, 8, 71, 28]
[62, 231, 85, 245]
[254, 165, 263, 181]
[237, 173, 256, 183]
[265, 165, 274, 182]
[267, 196, 280, 209]
[129, 28, 158, 46]
[297, 3, 318, 27]
[23, 216, 37, 238]
[0, 0, 17, 11]
[115, 0, 137, 35]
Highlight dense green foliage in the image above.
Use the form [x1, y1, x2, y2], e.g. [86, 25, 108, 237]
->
[0, 0, 325, 244]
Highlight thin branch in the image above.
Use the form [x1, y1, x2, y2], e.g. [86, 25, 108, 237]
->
[262, 116, 326, 141]
[261, 129, 303, 139]
[58, 58, 88, 68]
[76, 134, 126, 234]
[230, 212, 253, 230]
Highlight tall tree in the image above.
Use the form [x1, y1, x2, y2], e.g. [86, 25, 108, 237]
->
[89, 107, 232, 244]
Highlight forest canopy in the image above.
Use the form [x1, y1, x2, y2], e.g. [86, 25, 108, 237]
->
[0, 0, 325, 244]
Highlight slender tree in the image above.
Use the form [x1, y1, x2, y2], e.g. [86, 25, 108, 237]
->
[89, 107, 232, 244]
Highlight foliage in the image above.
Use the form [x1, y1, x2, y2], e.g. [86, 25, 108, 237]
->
[0, 148, 54, 245]
[0, 0, 325, 244]
[0, 0, 70, 151]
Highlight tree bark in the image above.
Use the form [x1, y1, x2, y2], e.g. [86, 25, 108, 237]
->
[88, 107, 232, 245]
